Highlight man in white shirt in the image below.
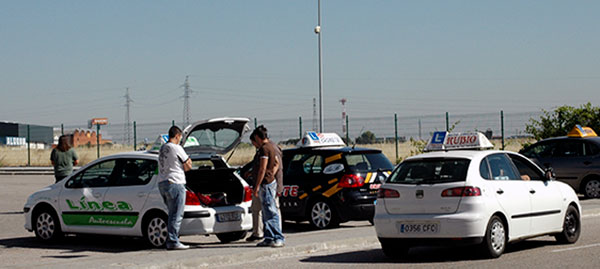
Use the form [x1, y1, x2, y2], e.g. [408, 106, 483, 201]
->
[158, 126, 192, 250]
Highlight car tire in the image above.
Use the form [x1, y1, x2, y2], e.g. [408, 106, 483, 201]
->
[308, 199, 339, 229]
[143, 213, 168, 248]
[216, 231, 248, 243]
[379, 238, 409, 259]
[33, 207, 63, 242]
[555, 205, 581, 244]
[583, 178, 600, 199]
[481, 215, 506, 258]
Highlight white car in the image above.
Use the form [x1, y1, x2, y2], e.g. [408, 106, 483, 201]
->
[24, 118, 253, 247]
[374, 132, 581, 258]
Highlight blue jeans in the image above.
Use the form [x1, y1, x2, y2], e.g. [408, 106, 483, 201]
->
[260, 180, 284, 243]
[158, 181, 186, 247]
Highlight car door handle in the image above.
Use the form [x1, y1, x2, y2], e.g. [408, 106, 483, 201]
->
[93, 193, 102, 198]
[496, 189, 504, 194]
[529, 189, 536, 194]
[137, 192, 147, 197]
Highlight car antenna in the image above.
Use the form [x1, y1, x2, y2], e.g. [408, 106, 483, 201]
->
[352, 126, 365, 150]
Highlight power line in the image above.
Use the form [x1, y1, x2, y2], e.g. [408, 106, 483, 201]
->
[124, 88, 133, 145]
[182, 76, 192, 127]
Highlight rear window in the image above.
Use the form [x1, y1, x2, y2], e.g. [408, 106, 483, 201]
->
[344, 152, 393, 172]
[387, 158, 470, 184]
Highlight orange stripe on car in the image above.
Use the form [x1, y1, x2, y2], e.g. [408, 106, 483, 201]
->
[328, 178, 338, 184]
[322, 183, 342, 198]
[364, 172, 373, 183]
[325, 153, 342, 164]
[299, 193, 308, 200]
[312, 185, 322, 191]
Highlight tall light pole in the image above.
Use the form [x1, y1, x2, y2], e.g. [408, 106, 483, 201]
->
[315, 0, 324, 132]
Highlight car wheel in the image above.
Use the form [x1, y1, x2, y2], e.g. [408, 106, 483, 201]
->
[309, 199, 339, 229]
[379, 238, 409, 259]
[583, 178, 600, 198]
[33, 208, 63, 242]
[143, 214, 168, 248]
[216, 231, 248, 243]
[555, 205, 580, 244]
[481, 215, 506, 258]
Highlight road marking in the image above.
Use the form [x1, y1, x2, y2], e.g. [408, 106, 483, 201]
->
[582, 212, 600, 218]
[551, 243, 600, 253]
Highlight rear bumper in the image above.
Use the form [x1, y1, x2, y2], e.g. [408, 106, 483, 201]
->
[179, 207, 252, 235]
[374, 211, 487, 239]
[336, 191, 376, 222]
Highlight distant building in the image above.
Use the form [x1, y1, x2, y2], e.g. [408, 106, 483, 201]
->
[0, 121, 53, 148]
[62, 129, 112, 147]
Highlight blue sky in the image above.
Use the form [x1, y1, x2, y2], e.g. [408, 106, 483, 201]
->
[1, 0, 599, 129]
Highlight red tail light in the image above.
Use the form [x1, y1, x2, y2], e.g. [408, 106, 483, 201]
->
[441, 187, 481, 197]
[243, 186, 253, 202]
[339, 174, 365, 188]
[377, 188, 400, 198]
[185, 190, 202, 205]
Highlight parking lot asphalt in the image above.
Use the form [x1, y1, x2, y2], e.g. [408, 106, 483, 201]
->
[2, 175, 600, 268]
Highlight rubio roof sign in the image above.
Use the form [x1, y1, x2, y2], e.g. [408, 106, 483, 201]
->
[425, 131, 493, 152]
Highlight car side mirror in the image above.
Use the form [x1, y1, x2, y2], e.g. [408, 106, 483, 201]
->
[544, 167, 556, 181]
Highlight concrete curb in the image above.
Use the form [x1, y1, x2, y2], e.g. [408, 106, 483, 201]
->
[138, 236, 380, 268]
[0, 167, 79, 175]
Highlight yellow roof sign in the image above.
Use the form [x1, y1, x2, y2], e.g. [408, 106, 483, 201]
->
[567, 125, 597, 138]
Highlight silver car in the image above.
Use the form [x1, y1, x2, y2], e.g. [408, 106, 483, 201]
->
[520, 136, 600, 198]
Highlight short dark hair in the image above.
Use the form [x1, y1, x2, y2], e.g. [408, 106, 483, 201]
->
[250, 125, 268, 141]
[168, 126, 182, 139]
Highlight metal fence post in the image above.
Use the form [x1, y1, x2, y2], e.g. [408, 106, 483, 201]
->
[172, 120, 175, 127]
[346, 115, 349, 143]
[446, 112, 449, 131]
[394, 113, 398, 163]
[96, 124, 100, 159]
[254, 118, 257, 129]
[133, 121, 137, 151]
[501, 110, 505, 150]
[27, 125, 31, 167]
[61, 123, 64, 135]
[299, 116, 302, 139]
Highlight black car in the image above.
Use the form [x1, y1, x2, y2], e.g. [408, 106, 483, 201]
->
[520, 128, 600, 198]
[280, 136, 394, 229]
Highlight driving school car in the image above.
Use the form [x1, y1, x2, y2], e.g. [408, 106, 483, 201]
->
[374, 131, 581, 258]
[24, 118, 253, 247]
[280, 132, 394, 229]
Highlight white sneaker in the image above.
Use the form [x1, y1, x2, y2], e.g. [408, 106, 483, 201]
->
[271, 241, 284, 248]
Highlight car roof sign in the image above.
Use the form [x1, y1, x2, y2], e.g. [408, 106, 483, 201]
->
[424, 131, 494, 152]
[567, 125, 597, 138]
[297, 132, 346, 148]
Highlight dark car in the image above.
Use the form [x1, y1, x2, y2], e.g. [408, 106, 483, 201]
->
[280, 133, 394, 229]
[520, 134, 600, 198]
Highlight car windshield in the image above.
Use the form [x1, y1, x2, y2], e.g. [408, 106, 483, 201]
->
[345, 152, 393, 172]
[387, 158, 470, 184]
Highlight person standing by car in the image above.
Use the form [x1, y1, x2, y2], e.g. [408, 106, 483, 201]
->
[158, 126, 192, 250]
[245, 136, 284, 242]
[251, 125, 285, 247]
[50, 135, 79, 183]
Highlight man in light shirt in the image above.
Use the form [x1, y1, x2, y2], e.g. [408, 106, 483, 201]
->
[158, 126, 192, 250]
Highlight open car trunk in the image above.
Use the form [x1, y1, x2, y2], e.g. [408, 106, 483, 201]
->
[185, 168, 244, 206]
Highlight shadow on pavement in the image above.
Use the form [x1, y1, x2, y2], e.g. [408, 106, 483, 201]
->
[0, 235, 152, 254]
[300, 239, 558, 264]
[282, 220, 372, 234]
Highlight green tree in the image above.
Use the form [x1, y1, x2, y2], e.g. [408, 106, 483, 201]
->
[526, 103, 600, 140]
[356, 131, 377, 144]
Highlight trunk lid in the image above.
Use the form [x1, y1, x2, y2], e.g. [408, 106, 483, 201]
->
[382, 158, 470, 214]
[182, 117, 250, 155]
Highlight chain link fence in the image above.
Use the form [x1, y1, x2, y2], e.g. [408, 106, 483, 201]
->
[0, 110, 541, 167]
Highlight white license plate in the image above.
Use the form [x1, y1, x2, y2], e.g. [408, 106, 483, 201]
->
[216, 212, 241, 222]
[397, 221, 439, 234]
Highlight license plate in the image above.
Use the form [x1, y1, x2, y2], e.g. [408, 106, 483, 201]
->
[216, 212, 241, 222]
[397, 221, 439, 234]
